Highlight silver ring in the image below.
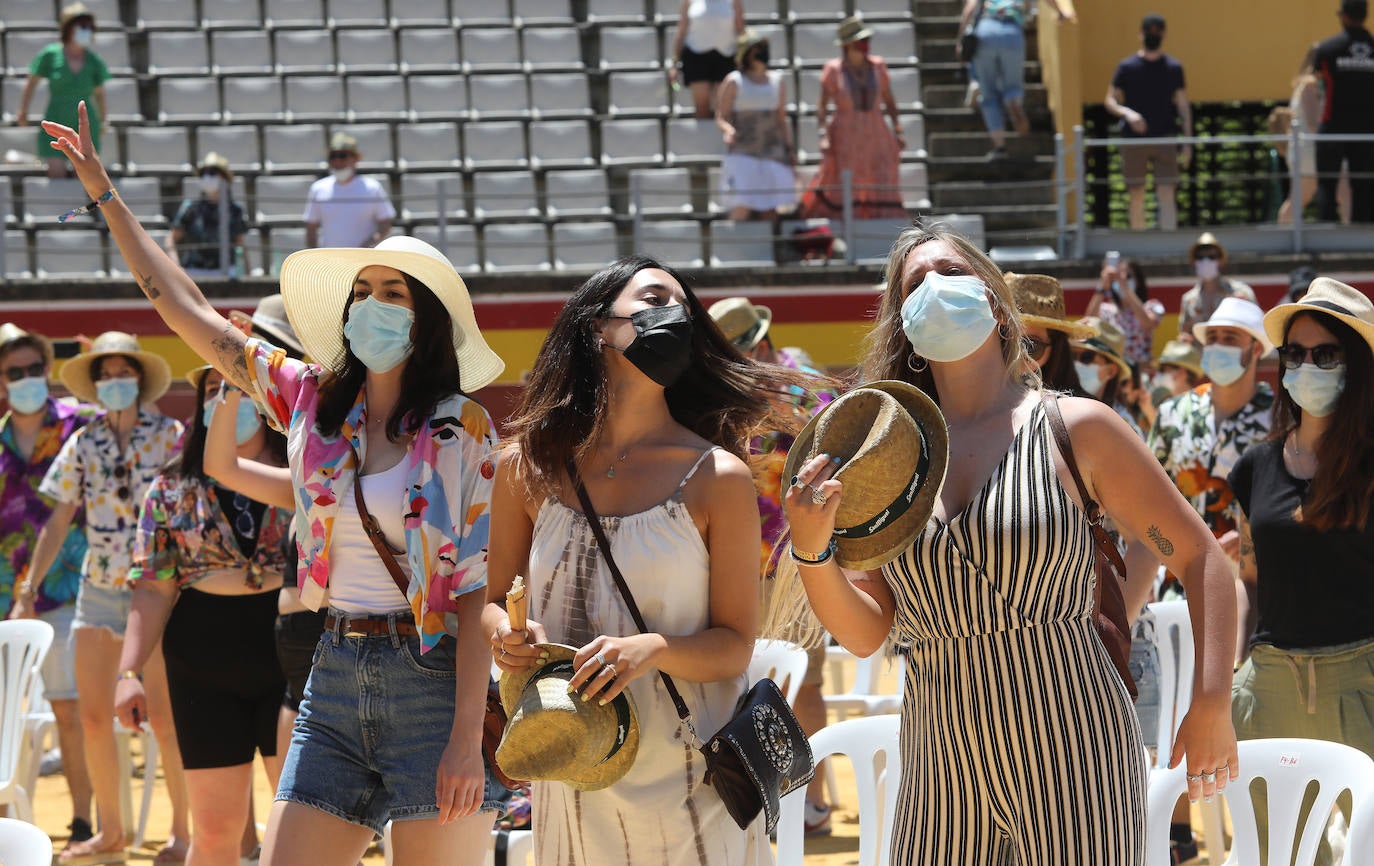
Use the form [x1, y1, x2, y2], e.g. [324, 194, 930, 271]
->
[499, 649, 507, 659]
[1202, 771, 1216, 783]
[810, 487, 828, 505]
[1186, 773, 1204, 782]
[593, 651, 607, 666]
[603, 663, 617, 678]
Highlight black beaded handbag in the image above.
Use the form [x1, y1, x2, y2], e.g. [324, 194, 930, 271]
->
[569, 460, 815, 832]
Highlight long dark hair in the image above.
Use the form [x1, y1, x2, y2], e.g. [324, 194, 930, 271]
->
[315, 272, 464, 440]
[1124, 257, 1149, 304]
[1270, 310, 1374, 532]
[1039, 330, 1091, 397]
[505, 255, 811, 492]
[165, 371, 286, 481]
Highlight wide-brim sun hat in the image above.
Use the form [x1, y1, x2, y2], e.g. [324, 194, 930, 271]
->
[497, 644, 640, 792]
[198, 152, 233, 183]
[229, 294, 306, 359]
[185, 364, 214, 392]
[60, 330, 172, 404]
[782, 380, 948, 571]
[1155, 339, 1204, 380]
[708, 296, 772, 352]
[1193, 296, 1273, 354]
[0, 323, 53, 367]
[1263, 277, 1374, 357]
[279, 236, 505, 392]
[1005, 272, 1099, 340]
[734, 29, 769, 68]
[1072, 316, 1131, 382]
[59, 2, 93, 30]
[834, 15, 874, 45]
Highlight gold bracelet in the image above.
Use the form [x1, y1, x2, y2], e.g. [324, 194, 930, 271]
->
[118, 669, 142, 682]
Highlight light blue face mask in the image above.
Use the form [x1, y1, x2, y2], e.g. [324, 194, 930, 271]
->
[203, 399, 263, 445]
[7, 376, 48, 415]
[342, 295, 415, 373]
[1074, 361, 1102, 396]
[900, 272, 997, 363]
[1200, 344, 1247, 386]
[95, 377, 139, 412]
[1283, 363, 1346, 417]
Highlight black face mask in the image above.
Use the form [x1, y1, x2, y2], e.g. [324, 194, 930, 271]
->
[605, 305, 694, 388]
[1142, 32, 1163, 51]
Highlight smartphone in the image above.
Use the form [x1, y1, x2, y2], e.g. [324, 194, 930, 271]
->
[1104, 250, 1122, 270]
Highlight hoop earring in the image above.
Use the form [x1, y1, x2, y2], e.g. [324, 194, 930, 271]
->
[997, 320, 1011, 340]
[907, 353, 927, 373]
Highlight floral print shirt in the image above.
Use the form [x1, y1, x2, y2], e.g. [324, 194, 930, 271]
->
[129, 474, 290, 591]
[243, 337, 497, 652]
[39, 408, 184, 589]
[1147, 381, 1274, 537]
[0, 398, 98, 615]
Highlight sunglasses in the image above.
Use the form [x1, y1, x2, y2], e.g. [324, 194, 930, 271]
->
[1277, 342, 1345, 370]
[3, 361, 45, 382]
[1023, 337, 1050, 362]
[327, 150, 353, 161]
[1075, 349, 1105, 366]
[1194, 253, 1220, 262]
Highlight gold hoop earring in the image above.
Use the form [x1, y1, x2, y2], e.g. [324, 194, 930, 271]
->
[907, 353, 927, 373]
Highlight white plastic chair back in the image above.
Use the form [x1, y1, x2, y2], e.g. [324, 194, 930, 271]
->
[1146, 600, 1195, 767]
[824, 646, 903, 719]
[0, 620, 53, 821]
[0, 816, 54, 866]
[1146, 738, 1374, 865]
[776, 715, 901, 866]
[748, 640, 809, 705]
[17, 672, 55, 809]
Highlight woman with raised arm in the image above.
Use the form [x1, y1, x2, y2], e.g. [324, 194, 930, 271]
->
[776, 226, 1238, 864]
[43, 104, 507, 866]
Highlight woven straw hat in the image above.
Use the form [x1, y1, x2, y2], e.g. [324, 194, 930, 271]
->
[734, 29, 769, 68]
[1263, 277, 1374, 358]
[1005, 272, 1098, 340]
[185, 364, 216, 392]
[59, 3, 93, 30]
[279, 236, 505, 391]
[0, 323, 53, 367]
[229, 294, 305, 358]
[835, 15, 874, 45]
[708, 297, 772, 352]
[1072, 317, 1131, 382]
[60, 331, 172, 404]
[782, 381, 948, 571]
[1155, 339, 1203, 380]
[496, 644, 640, 791]
[198, 152, 233, 183]
[1188, 231, 1227, 264]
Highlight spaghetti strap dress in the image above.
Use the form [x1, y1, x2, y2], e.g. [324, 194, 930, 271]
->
[883, 403, 1147, 865]
[525, 447, 753, 866]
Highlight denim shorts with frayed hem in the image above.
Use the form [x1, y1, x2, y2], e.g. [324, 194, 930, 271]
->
[72, 580, 131, 638]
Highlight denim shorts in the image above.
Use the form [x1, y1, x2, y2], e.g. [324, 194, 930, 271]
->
[37, 603, 78, 701]
[1129, 611, 1163, 751]
[72, 580, 131, 638]
[275, 609, 508, 834]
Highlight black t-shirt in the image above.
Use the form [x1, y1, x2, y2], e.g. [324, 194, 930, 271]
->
[1110, 53, 1186, 137]
[1229, 439, 1374, 649]
[1313, 26, 1374, 132]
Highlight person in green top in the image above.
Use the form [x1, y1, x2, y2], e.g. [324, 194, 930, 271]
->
[18, 2, 110, 179]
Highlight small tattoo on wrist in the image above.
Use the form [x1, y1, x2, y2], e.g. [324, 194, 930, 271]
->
[1147, 525, 1175, 557]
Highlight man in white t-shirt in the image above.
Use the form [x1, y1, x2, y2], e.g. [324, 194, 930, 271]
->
[303, 132, 395, 248]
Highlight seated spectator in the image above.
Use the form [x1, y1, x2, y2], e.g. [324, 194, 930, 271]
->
[1287, 265, 1318, 303]
[1150, 339, 1205, 405]
[716, 31, 796, 221]
[1086, 254, 1164, 366]
[1177, 233, 1256, 339]
[1005, 271, 1097, 395]
[303, 132, 394, 249]
[165, 153, 247, 276]
[667, 0, 744, 119]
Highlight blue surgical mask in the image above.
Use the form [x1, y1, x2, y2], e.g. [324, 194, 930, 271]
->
[1283, 364, 1346, 417]
[1200, 344, 1247, 386]
[95, 377, 139, 412]
[6, 376, 48, 415]
[202, 399, 264, 445]
[900, 273, 997, 363]
[342, 295, 415, 373]
[1074, 361, 1102, 396]
[72, 26, 93, 48]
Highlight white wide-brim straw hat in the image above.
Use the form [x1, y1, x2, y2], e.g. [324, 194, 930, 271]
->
[60, 330, 172, 404]
[1263, 277, 1374, 356]
[1193, 296, 1273, 354]
[229, 294, 305, 358]
[279, 236, 505, 392]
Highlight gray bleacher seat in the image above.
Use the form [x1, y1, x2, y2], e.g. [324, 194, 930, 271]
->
[872, 22, 918, 66]
[398, 28, 459, 73]
[462, 121, 528, 170]
[665, 118, 722, 166]
[147, 32, 209, 76]
[412, 224, 480, 273]
[521, 27, 582, 72]
[600, 118, 663, 167]
[102, 78, 142, 123]
[93, 32, 132, 75]
[552, 221, 618, 270]
[240, 227, 265, 277]
[544, 170, 612, 218]
[34, 227, 106, 277]
[587, 0, 645, 24]
[709, 220, 776, 266]
[0, 177, 13, 226]
[274, 30, 336, 75]
[636, 219, 703, 267]
[158, 77, 222, 123]
[109, 228, 165, 277]
[788, 0, 846, 22]
[263, 227, 307, 276]
[284, 76, 346, 122]
[4, 230, 31, 278]
[461, 28, 523, 74]
[0, 2, 59, 30]
[407, 75, 469, 121]
[887, 67, 922, 111]
[795, 68, 823, 114]
[138, 0, 201, 29]
[744, 0, 783, 21]
[899, 112, 926, 159]
[848, 217, 919, 261]
[100, 128, 123, 172]
[472, 170, 539, 221]
[795, 114, 822, 163]
[23, 178, 93, 227]
[337, 30, 398, 73]
[265, 0, 327, 29]
[123, 127, 193, 175]
[390, 0, 454, 28]
[456, 1, 514, 26]
[900, 162, 930, 210]
[211, 31, 273, 75]
[528, 120, 594, 169]
[347, 76, 409, 122]
[196, 126, 263, 175]
[855, 0, 914, 20]
[396, 122, 460, 171]
[399, 172, 466, 221]
[1, 78, 40, 124]
[254, 175, 316, 225]
[468, 74, 530, 121]
[628, 167, 693, 216]
[792, 23, 838, 68]
[79, 0, 120, 27]
[117, 177, 168, 228]
[4, 33, 51, 77]
[513, 0, 575, 25]
[0, 126, 42, 168]
[223, 76, 286, 123]
[483, 222, 550, 273]
[528, 72, 593, 120]
[204, 0, 264, 28]
[331, 123, 395, 171]
[650, 0, 677, 22]
[608, 71, 670, 118]
[599, 25, 661, 71]
[263, 124, 327, 173]
[330, 0, 388, 28]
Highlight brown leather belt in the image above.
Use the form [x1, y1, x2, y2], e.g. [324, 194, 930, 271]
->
[324, 613, 418, 638]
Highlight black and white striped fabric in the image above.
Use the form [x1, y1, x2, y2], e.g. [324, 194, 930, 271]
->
[882, 401, 1148, 865]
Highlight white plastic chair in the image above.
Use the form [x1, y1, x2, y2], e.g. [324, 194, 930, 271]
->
[0, 816, 54, 866]
[822, 646, 904, 806]
[1146, 738, 1374, 865]
[776, 715, 901, 866]
[0, 620, 53, 821]
[748, 640, 810, 706]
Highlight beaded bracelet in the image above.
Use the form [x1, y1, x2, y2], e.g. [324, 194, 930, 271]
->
[59, 187, 117, 223]
[790, 540, 836, 566]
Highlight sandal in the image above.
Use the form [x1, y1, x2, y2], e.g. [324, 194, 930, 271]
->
[154, 838, 190, 865]
[57, 836, 127, 865]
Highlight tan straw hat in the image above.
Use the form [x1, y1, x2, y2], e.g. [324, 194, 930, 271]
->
[59, 2, 93, 30]
[1187, 231, 1227, 265]
[60, 331, 172, 404]
[329, 131, 359, 154]
[279, 236, 505, 391]
[198, 152, 233, 183]
[1072, 317, 1131, 382]
[782, 381, 948, 571]
[497, 644, 640, 792]
[229, 294, 305, 358]
[1155, 339, 1203, 380]
[835, 15, 874, 45]
[185, 364, 215, 392]
[708, 296, 772, 352]
[734, 29, 769, 68]
[0, 323, 53, 367]
[1005, 272, 1099, 340]
[1263, 277, 1374, 357]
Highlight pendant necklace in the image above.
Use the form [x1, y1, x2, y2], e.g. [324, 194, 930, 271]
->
[607, 450, 629, 479]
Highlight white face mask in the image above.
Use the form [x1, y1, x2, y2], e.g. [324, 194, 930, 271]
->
[1283, 364, 1346, 417]
[1200, 344, 1248, 386]
[899, 272, 997, 363]
[72, 26, 93, 47]
[1195, 258, 1220, 280]
[198, 175, 222, 195]
[332, 166, 355, 183]
[1074, 361, 1102, 396]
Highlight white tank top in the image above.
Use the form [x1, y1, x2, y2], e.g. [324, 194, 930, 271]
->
[685, 0, 736, 55]
[327, 457, 411, 614]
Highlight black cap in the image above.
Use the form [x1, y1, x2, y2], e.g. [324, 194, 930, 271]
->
[1288, 266, 1318, 301]
[1141, 13, 1166, 30]
[1342, 0, 1367, 18]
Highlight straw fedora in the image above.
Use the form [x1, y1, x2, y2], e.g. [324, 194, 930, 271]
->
[835, 15, 874, 45]
[60, 331, 172, 404]
[1193, 296, 1273, 354]
[1263, 277, 1374, 357]
[229, 294, 305, 358]
[59, 2, 93, 30]
[1072, 317, 1131, 382]
[496, 644, 640, 792]
[198, 152, 233, 183]
[782, 381, 948, 571]
[708, 297, 772, 352]
[1187, 231, 1227, 265]
[185, 364, 214, 393]
[329, 131, 359, 154]
[1155, 339, 1203, 380]
[279, 236, 505, 392]
[1005, 273, 1099, 340]
[734, 29, 769, 68]
[0, 323, 53, 366]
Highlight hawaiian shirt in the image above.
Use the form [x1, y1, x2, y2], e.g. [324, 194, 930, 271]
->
[39, 408, 184, 589]
[0, 398, 98, 615]
[244, 337, 497, 652]
[130, 474, 291, 591]
[1147, 381, 1274, 537]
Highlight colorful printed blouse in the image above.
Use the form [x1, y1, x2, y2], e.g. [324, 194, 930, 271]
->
[243, 337, 497, 652]
[39, 408, 184, 589]
[0, 398, 98, 616]
[129, 474, 290, 591]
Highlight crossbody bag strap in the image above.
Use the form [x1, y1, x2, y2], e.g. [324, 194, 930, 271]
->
[1040, 394, 1128, 579]
[350, 446, 411, 598]
[566, 458, 695, 726]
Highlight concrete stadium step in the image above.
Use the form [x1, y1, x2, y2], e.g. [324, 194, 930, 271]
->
[927, 131, 1056, 159]
[924, 83, 1050, 111]
[933, 179, 1058, 208]
[924, 152, 1057, 184]
[921, 105, 1053, 134]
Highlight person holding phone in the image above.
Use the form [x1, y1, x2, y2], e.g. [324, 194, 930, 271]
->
[1086, 252, 1164, 367]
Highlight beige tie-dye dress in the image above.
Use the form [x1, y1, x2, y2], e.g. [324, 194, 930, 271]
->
[526, 449, 751, 866]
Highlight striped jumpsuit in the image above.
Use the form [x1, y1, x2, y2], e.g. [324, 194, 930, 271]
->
[883, 403, 1147, 865]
